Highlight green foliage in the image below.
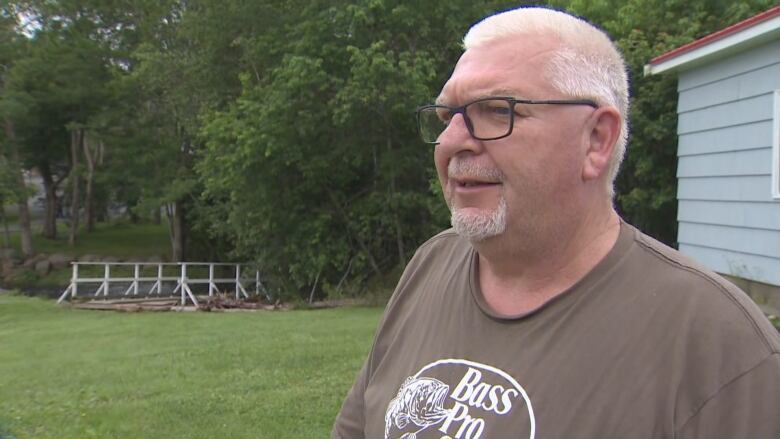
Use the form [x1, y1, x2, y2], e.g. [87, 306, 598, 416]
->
[196, 0, 506, 297]
[3, 0, 777, 298]
[3, 268, 39, 288]
[566, 0, 776, 243]
[769, 314, 780, 331]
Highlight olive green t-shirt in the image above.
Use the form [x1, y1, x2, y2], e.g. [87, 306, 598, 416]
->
[332, 221, 780, 439]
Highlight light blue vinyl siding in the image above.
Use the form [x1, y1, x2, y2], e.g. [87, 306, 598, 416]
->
[677, 175, 772, 202]
[674, 38, 780, 286]
[678, 120, 771, 156]
[678, 200, 780, 230]
[677, 147, 771, 177]
[678, 243, 780, 285]
[678, 222, 780, 259]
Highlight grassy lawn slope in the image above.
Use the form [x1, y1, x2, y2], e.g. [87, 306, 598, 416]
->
[0, 294, 381, 438]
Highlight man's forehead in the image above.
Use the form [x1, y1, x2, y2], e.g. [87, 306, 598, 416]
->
[436, 37, 560, 105]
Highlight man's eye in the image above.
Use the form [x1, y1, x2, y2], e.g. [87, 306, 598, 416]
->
[487, 105, 511, 116]
[475, 101, 512, 119]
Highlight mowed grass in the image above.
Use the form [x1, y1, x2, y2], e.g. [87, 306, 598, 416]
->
[11, 221, 172, 260]
[0, 294, 382, 438]
[4, 221, 172, 288]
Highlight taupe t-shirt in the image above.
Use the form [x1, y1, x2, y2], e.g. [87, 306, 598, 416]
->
[332, 222, 780, 438]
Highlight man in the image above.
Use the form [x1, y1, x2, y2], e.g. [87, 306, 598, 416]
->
[333, 6, 780, 439]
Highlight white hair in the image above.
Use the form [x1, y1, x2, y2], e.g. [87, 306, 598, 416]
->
[463, 7, 629, 199]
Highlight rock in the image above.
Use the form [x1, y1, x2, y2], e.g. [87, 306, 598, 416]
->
[2, 258, 16, 277]
[34, 259, 51, 276]
[101, 256, 121, 263]
[22, 258, 37, 269]
[79, 254, 100, 263]
[146, 255, 164, 263]
[49, 253, 72, 270]
[0, 248, 18, 260]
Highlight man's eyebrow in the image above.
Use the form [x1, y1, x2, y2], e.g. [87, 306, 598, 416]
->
[435, 89, 529, 106]
[482, 88, 527, 99]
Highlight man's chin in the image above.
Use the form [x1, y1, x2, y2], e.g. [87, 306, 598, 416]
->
[450, 203, 507, 242]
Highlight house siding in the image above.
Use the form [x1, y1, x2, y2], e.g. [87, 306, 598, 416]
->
[675, 38, 780, 286]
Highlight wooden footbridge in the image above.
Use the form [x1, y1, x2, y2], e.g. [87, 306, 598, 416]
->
[57, 262, 265, 307]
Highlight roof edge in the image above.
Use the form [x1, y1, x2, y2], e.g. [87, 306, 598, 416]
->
[645, 6, 780, 76]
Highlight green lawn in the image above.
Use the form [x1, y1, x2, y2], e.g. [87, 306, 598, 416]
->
[3, 221, 172, 288]
[0, 294, 381, 439]
[10, 221, 171, 260]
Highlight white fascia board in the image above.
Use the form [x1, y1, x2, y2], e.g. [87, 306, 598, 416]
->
[645, 15, 780, 76]
[773, 90, 780, 200]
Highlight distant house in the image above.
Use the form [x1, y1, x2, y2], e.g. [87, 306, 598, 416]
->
[644, 6, 780, 309]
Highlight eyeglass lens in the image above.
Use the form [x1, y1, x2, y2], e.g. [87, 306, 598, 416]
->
[418, 99, 513, 143]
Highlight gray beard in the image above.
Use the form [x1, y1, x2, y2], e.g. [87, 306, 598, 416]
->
[451, 197, 507, 241]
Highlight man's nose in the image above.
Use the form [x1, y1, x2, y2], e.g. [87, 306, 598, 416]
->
[436, 113, 482, 153]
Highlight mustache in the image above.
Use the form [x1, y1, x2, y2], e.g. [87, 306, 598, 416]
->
[447, 158, 504, 181]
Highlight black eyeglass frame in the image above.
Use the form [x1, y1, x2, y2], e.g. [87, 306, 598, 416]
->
[415, 96, 599, 144]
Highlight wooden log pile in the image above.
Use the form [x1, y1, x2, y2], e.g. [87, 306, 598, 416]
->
[68, 295, 282, 312]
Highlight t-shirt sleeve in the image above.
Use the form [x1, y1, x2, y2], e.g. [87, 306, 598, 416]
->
[331, 359, 369, 439]
[676, 353, 780, 439]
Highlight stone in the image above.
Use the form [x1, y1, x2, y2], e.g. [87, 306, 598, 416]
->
[34, 259, 51, 276]
[49, 253, 72, 270]
[0, 248, 18, 260]
[1, 258, 16, 277]
[79, 254, 99, 262]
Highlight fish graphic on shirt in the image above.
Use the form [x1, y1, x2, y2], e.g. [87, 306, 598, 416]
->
[385, 376, 451, 439]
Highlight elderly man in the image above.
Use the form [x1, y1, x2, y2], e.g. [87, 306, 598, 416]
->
[333, 6, 780, 439]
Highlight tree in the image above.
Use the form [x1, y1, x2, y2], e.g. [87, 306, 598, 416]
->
[564, 0, 776, 244]
[0, 10, 34, 256]
[197, 0, 523, 297]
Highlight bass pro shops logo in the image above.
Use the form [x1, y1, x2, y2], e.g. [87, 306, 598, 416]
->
[384, 359, 535, 439]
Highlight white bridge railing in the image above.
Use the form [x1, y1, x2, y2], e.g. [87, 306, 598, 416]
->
[57, 262, 264, 307]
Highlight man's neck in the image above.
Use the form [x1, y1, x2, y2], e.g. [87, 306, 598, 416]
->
[474, 208, 621, 316]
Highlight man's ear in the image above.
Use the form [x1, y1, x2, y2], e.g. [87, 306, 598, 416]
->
[582, 107, 621, 182]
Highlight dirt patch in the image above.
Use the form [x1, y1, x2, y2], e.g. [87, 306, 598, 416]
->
[16, 285, 67, 299]
[64, 294, 286, 312]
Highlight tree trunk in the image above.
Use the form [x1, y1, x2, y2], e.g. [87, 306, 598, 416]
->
[39, 161, 58, 239]
[387, 139, 405, 266]
[308, 269, 321, 304]
[173, 200, 186, 261]
[0, 202, 11, 248]
[326, 189, 382, 277]
[165, 201, 186, 262]
[4, 117, 34, 256]
[165, 202, 175, 256]
[82, 132, 96, 232]
[68, 129, 82, 246]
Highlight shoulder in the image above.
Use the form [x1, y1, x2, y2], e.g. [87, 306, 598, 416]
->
[366, 229, 473, 368]
[382, 229, 472, 314]
[400, 228, 471, 274]
[416, 228, 467, 253]
[622, 222, 780, 353]
[618, 224, 780, 431]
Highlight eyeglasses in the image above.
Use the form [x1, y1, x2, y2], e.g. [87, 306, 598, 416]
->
[415, 96, 599, 144]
